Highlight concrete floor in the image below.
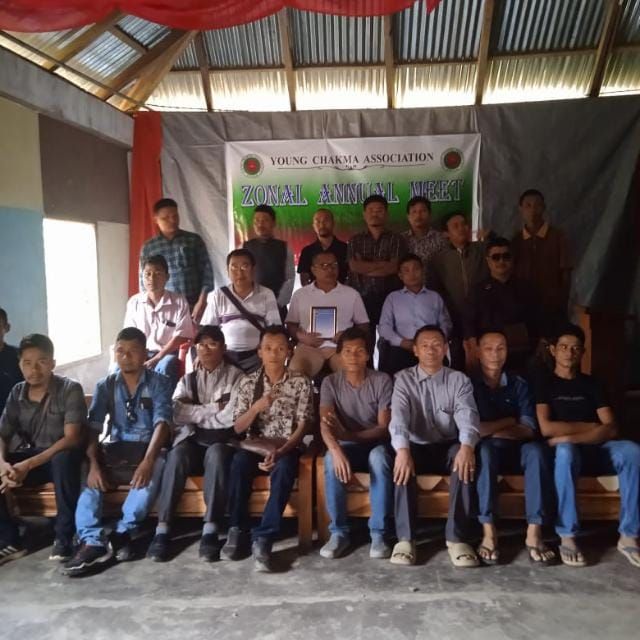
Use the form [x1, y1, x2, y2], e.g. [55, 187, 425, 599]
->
[1, 519, 638, 640]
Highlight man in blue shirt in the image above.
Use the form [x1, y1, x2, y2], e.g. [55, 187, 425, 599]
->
[63, 328, 172, 576]
[473, 330, 556, 565]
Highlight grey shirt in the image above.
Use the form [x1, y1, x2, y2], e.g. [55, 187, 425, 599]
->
[389, 365, 480, 451]
[320, 369, 392, 434]
[0, 374, 86, 450]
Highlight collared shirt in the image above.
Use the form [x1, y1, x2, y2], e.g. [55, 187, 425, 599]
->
[172, 361, 243, 446]
[401, 229, 448, 270]
[123, 290, 194, 352]
[472, 372, 536, 431]
[389, 366, 480, 450]
[286, 282, 369, 349]
[139, 229, 214, 306]
[201, 284, 281, 352]
[379, 286, 453, 347]
[297, 237, 349, 284]
[233, 368, 314, 439]
[0, 343, 22, 414]
[89, 369, 172, 443]
[346, 229, 406, 299]
[0, 374, 86, 450]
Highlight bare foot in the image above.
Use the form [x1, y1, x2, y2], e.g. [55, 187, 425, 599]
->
[477, 523, 499, 563]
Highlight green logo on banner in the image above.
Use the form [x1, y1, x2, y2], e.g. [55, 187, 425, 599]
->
[442, 148, 463, 170]
[242, 155, 263, 177]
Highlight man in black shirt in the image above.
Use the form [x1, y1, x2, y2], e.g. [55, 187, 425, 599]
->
[536, 323, 640, 568]
[0, 308, 22, 414]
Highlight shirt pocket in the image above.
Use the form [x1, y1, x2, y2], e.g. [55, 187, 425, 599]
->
[434, 405, 455, 434]
[176, 246, 194, 270]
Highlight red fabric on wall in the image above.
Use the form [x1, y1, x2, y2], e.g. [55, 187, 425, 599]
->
[128, 111, 162, 296]
[0, 1, 443, 31]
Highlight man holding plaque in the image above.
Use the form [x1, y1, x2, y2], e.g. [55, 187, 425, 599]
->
[286, 252, 369, 378]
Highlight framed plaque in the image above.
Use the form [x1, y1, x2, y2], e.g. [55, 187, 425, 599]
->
[310, 306, 337, 339]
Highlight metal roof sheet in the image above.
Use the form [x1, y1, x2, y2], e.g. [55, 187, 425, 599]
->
[602, 49, 640, 95]
[145, 70, 207, 111]
[209, 69, 290, 111]
[396, 62, 477, 106]
[117, 15, 169, 48]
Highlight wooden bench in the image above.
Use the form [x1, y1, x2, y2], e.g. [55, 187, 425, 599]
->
[315, 455, 621, 542]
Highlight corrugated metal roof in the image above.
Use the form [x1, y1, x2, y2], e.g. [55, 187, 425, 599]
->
[617, 0, 640, 45]
[209, 69, 290, 111]
[54, 66, 102, 94]
[173, 40, 198, 70]
[290, 9, 383, 65]
[395, 0, 485, 62]
[0, 32, 50, 66]
[494, 0, 605, 53]
[145, 71, 207, 111]
[396, 62, 476, 106]
[602, 49, 640, 95]
[483, 51, 596, 103]
[117, 15, 169, 48]
[5, 26, 92, 57]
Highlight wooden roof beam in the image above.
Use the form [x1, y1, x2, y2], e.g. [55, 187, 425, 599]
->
[589, 0, 622, 98]
[108, 25, 148, 55]
[277, 9, 296, 112]
[194, 31, 213, 112]
[383, 15, 396, 109]
[475, 0, 496, 105]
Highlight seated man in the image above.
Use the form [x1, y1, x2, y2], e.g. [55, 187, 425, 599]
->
[390, 324, 480, 568]
[124, 254, 194, 390]
[0, 307, 23, 414]
[0, 334, 85, 565]
[147, 325, 243, 562]
[201, 249, 281, 373]
[379, 253, 452, 376]
[536, 323, 640, 568]
[223, 326, 313, 572]
[64, 328, 171, 576]
[286, 251, 369, 378]
[473, 330, 556, 565]
[319, 327, 393, 559]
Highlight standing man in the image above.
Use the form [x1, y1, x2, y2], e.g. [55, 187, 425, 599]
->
[297, 208, 349, 285]
[512, 189, 572, 333]
[0, 308, 22, 414]
[201, 249, 281, 373]
[347, 195, 406, 340]
[243, 205, 295, 319]
[139, 198, 214, 323]
[389, 325, 481, 568]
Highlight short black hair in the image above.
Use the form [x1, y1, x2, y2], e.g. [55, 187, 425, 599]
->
[414, 324, 446, 342]
[406, 196, 431, 214]
[478, 328, 507, 343]
[195, 325, 225, 346]
[398, 253, 423, 271]
[227, 248, 256, 267]
[254, 204, 276, 220]
[519, 189, 545, 205]
[311, 251, 338, 266]
[142, 254, 169, 274]
[153, 198, 178, 213]
[19, 333, 54, 358]
[314, 208, 334, 219]
[259, 325, 290, 345]
[444, 211, 467, 228]
[485, 236, 510, 256]
[0, 307, 7, 325]
[116, 327, 147, 349]
[550, 323, 585, 346]
[363, 194, 388, 209]
[336, 327, 369, 354]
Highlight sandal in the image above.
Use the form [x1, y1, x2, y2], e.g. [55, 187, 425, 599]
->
[526, 544, 557, 566]
[476, 544, 500, 565]
[617, 543, 640, 568]
[446, 542, 479, 568]
[390, 540, 416, 566]
[559, 544, 587, 567]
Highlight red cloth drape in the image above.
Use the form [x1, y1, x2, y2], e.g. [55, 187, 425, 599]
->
[128, 111, 162, 296]
[0, 1, 443, 31]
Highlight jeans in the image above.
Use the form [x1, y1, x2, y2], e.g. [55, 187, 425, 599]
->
[554, 440, 640, 537]
[227, 448, 299, 542]
[476, 438, 554, 525]
[75, 455, 165, 546]
[324, 442, 393, 537]
[150, 351, 180, 391]
[0, 447, 83, 545]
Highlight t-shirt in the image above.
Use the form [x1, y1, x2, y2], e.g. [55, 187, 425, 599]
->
[320, 369, 392, 433]
[535, 372, 608, 423]
[297, 237, 349, 284]
[0, 344, 22, 414]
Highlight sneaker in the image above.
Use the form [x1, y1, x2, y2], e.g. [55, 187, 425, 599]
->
[146, 533, 170, 562]
[110, 531, 134, 562]
[49, 539, 74, 561]
[0, 542, 27, 566]
[220, 527, 250, 561]
[369, 534, 392, 559]
[252, 537, 273, 573]
[319, 534, 350, 559]
[63, 543, 112, 576]
[199, 533, 221, 562]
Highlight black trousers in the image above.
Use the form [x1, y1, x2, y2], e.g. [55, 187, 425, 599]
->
[379, 343, 418, 376]
[394, 441, 478, 543]
[0, 447, 83, 545]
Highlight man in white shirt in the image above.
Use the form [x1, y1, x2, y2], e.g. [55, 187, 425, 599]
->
[124, 254, 194, 389]
[201, 249, 281, 373]
[286, 251, 369, 378]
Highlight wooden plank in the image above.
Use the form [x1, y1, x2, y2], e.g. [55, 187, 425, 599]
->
[194, 31, 213, 112]
[383, 15, 396, 109]
[277, 9, 296, 112]
[475, 0, 496, 105]
[589, 0, 622, 98]
[108, 25, 148, 56]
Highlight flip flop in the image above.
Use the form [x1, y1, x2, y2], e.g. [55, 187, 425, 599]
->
[446, 542, 479, 568]
[559, 544, 587, 567]
[617, 544, 640, 568]
[526, 544, 557, 566]
[476, 544, 500, 565]
[390, 540, 416, 566]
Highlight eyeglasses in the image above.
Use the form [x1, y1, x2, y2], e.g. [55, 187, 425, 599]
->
[489, 252, 512, 262]
[314, 262, 338, 270]
[229, 264, 251, 272]
[125, 398, 138, 423]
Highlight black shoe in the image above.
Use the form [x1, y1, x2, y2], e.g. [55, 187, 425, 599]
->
[49, 539, 74, 561]
[199, 533, 221, 562]
[0, 541, 27, 566]
[147, 533, 170, 562]
[110, 531, 134, 562]
[252, 537, 273, 573]
[220, 527, 249, 561]
[63, 543, 112, 576]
